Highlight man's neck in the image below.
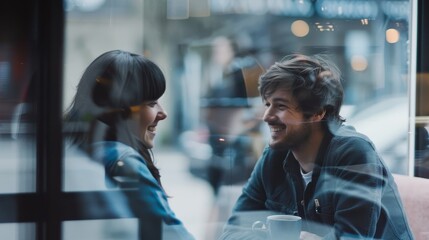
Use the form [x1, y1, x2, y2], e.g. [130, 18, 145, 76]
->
[292, 128, 326, 173]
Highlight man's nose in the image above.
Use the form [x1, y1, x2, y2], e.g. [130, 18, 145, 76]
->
[262, 108, 275, 122]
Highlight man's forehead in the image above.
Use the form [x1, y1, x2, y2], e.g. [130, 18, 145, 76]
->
[264, 88, 299, 105]
[264, 88, 293, 100]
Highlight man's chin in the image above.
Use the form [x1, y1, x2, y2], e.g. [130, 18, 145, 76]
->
[269, 140, 290, 150]
[268, 141, 282, 149]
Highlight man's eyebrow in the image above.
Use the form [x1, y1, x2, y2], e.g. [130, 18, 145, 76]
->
[270, 97, 291, 104]
[268, 97, 300, 109]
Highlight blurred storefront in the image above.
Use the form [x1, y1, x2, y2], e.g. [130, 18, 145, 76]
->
[140, 0, 415, 185]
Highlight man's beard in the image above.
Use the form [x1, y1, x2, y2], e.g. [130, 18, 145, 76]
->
[269, 122, 312, 150]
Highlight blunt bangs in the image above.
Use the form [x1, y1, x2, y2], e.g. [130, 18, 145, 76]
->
[94, 51, 166, 109]
[135, 56, 166, 102]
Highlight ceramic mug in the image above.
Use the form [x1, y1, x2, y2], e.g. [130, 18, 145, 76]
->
[252, 214, 302, 240]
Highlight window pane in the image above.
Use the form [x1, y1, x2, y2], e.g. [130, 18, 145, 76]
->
[0, 223, 35, 240]
[62, 1, 413, 239]
[0, 139, 36, 193]
[0, 2, 37, 193]
[63, 219, 138, 240]
[63, 0, 145, 191]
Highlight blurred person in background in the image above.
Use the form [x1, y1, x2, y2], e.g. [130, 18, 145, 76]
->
[206, 35, 250, 99]
[64, 50, 194, 240]
[219, 54, 413, 239]
[204, 35, 262, 195]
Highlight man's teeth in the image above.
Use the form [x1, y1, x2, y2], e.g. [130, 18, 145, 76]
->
[271, 127, 284, 132]
[148, 126, 156, 132]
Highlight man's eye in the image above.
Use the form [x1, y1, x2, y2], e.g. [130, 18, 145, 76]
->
[148, 101, 157, 107]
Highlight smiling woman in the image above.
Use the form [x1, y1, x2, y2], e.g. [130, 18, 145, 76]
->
[63, 49, 194, 240]
[128, 101, 167, 149]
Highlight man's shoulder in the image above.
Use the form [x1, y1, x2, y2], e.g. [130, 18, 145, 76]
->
[327, 125, 383, 166]
[331, 125, 375, 146]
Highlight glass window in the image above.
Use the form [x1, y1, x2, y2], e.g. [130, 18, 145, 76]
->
[415, 0, 429, 178]
[63, 0, 145, 191]
[62, 0, 416, 239]
[0, 223, 35, 240]
[2, 0, 427, 239]
[63, 219, 138, 240]
[0, 2, 37, 194]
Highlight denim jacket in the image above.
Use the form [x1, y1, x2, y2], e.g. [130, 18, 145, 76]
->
[92, 141, 194, 240]
[222, 125, 414, 240]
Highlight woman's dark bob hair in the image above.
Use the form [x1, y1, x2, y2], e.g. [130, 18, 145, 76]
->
[64, 49, 167, 142]
[67, 49, 166, 122]
[64, 50, 167, 184]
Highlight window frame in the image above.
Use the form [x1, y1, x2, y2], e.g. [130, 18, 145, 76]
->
[0, 0, 427, 239]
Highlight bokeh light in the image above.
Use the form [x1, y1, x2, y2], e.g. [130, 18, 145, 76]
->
[386, 28, 400, 43]
[291, 20, 310, 37]
[351, 55, 368, 71]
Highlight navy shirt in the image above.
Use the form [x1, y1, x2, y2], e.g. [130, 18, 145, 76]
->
[221, 125, 414, 240]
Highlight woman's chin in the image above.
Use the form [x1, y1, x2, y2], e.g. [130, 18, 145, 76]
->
[142, 139, 154, 149]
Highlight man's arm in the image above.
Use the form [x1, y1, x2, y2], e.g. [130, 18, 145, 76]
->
[218, 147, 274, 240]
[327, 138, 386, 239]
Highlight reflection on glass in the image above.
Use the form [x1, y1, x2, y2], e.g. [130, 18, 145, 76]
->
[0, 137, 36, 193]
[0, 223, 35, 240]
[62, 0, 413, 239]
[63, 219, 138, 240]
[0, 2, 37, 193]
[63, 0, 145, 191]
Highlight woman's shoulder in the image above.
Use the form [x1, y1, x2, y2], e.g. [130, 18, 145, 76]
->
[92, 141, 146, 166]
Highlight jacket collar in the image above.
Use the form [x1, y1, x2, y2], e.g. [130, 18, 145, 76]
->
[282, 130, 334, 179]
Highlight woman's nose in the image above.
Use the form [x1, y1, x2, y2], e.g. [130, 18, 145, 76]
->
[158, 110, 167, 120]
[157, 105, 167, 120]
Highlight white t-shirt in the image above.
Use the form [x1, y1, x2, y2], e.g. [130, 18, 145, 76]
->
[300, 168, 313, 188]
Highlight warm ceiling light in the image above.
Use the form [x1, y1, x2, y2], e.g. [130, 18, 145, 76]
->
[351, 55, 368, 71]
[291, 20, 309, 37]
[386, 28, 400, 43]
[361, 19, 369, 25]
[315, 22, 335, 32]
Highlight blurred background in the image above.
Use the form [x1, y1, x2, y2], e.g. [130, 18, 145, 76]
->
[1, 0, 429, 239]
[62, 0, 416, 183]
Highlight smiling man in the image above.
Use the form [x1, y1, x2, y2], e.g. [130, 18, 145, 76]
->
[220, 54, 413, 240]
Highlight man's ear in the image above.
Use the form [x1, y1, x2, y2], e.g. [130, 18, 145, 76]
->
[312, 109, 326, 122]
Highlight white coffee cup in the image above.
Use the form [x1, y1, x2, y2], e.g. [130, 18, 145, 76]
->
[252, 214, 302, 240]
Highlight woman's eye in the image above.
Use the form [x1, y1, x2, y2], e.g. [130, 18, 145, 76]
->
[147, 101, 157, 107]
